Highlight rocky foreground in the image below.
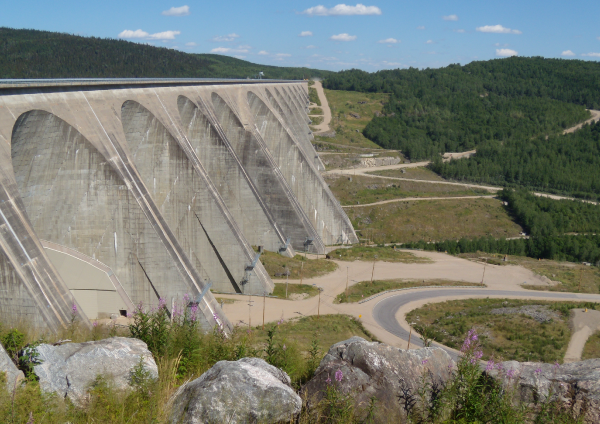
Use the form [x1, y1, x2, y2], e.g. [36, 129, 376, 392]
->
[2, 336, 600, 423]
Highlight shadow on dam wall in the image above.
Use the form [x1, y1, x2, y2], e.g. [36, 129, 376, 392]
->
[0, 80, 358, 333]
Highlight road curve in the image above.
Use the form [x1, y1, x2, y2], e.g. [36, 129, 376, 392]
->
[372, 288, 600, 360]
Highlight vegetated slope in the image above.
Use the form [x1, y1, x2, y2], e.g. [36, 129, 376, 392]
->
[432, 120, 600, 200]
[0, 27, 331, 79]
[324, 57, 600, 160]
[499, 188, 600, 237]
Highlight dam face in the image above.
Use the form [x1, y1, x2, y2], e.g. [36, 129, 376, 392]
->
[0, 79, 357, 333]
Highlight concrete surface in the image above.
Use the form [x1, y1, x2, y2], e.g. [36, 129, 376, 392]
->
[0, 79, 357, 332]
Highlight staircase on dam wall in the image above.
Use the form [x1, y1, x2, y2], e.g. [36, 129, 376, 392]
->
[0, 79, 358, 333]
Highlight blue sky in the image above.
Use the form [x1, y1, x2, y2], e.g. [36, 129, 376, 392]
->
[2, 0, 599, 71]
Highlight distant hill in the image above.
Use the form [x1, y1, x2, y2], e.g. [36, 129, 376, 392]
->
[0, 27, 331, 79]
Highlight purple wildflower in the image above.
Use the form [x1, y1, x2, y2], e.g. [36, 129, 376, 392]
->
[534, 368, 542, 374]
[92, 321, 98, 328]
[158, 298, 167, 309]
[485, 359, 496, 372]
[506, 369, 516, 379]
[474, 350, 483, 360]
[71, 303, 78, 315]
[213, 312, 219, 321]
[326, 375, 332, 384]
[278, 318, 284, 325]
[190, 304, 198, 322]
[421, 359, 428, 365]
[335, 369, 343, 382]
[496, 363, 504, 371]
[183, 293, 190, 304]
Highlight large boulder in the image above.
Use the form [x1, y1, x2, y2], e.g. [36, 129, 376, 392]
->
[487, 359, 600, 423]
[0, 343, 24, 390]
[33, 337, 157, 404]
[169, 357, 301, 424]
[302, 337, 454, 418]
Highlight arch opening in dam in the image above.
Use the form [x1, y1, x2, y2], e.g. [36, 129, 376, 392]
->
[10, 109, 192, 319]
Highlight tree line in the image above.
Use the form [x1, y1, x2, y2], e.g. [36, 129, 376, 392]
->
[403, 188, 600, 264]
[324, 57, 600, 160]
[431, 120, 600, 200]
[0, 27, 331, 80]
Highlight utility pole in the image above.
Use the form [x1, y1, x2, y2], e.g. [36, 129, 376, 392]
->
[371, 261, 376, 284]
[318, 288, 322, 318]
[262, 292, 266, 330]
[248, 295, 253, 330]
[346, 266, 349, 298]
[407, 325, 414, 350]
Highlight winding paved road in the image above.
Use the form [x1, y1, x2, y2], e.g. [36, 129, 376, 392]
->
[372, 288, 600, 360]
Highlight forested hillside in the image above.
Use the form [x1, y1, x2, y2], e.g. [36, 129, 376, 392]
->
[324, 58, 600, 160]
[431, 120, 600, 199]
[0, 27, 331, 79]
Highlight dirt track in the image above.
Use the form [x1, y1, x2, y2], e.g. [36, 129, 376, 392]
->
[309, 81, 332, 133]
[563, 109, 600, 134]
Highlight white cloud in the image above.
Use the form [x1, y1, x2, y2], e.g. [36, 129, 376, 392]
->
[476, 25, 522, 34]
[276, 53, 292, 57]
[443, 14, 458, 21]
[299, 31, 313, 37]
[496, 48, 518, 57]
[210, 47, 249, 54]
[561, 50, 575, 56]
[582, 52, 600, 57]
[185, 42, 197, 47]
[301, 4, 382, 16]
[238, 44, 251, 49]
[378, 38, 400, 44]
[162, 5, 190, 16]
[426, 40, 434, 44]
[330, 33, 357, 41]
[118, 29, 181, 40]
[454, 29, 465, 33]
[417, 26, 425, 30]
[258, 50, 269, 55]
[210, 33, 240, 42]
[305, 45, 317, 49]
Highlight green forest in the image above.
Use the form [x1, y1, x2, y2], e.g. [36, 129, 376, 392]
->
[430, 120, 600, 200]
[324, 57, 600, 160]
[0, 27, 331, 79]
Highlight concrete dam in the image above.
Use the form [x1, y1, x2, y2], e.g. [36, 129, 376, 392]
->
[0, 79, 358, 333]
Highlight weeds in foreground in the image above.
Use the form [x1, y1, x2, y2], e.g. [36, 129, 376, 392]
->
[0, 308, 587, 423]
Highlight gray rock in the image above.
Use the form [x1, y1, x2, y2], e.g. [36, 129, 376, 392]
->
[487, 359, 600, 423]
[33, 337, 157, 404]
[302, 337, 454, 418]
[169, 357, 301, 424]
[0, 343, 24, 390]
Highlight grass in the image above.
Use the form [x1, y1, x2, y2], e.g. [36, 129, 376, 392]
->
[347, 197, 523, 245]
[406, 298, 600, 363]
[309, 107, 323, 115]
[249, 314, 377, 356]
[324, 174, 490, 206]
[309, 115, 323, 126]
[309, 86, 321, 106]
[582, 331, 600, 360]
[258, 250, 337, 280]
[313, 89, 389, 149]
[272, 282, 319, 300]
[367, 166, 447, 182]
[335, 279, 484, 303]
[327, 246, 431, 263]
